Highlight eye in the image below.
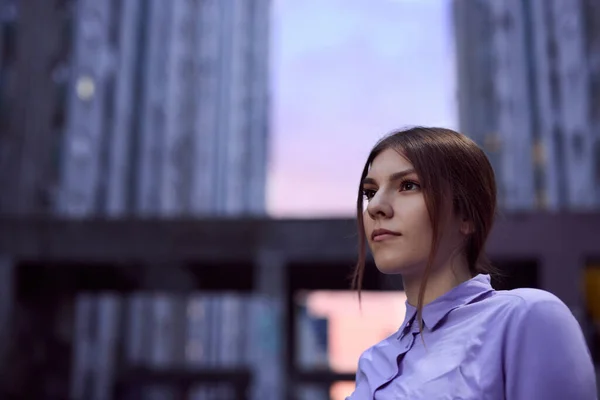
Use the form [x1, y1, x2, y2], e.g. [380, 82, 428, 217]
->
[400, 181, 420, 192]
[362, 189, 376, 200]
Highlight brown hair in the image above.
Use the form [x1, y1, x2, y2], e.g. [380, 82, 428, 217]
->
[352, 127, 497, 331]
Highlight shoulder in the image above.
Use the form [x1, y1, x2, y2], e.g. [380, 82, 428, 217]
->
[472, 287, 578, 336]
[493, 287, 573, 320]
[498, 291, 597, 398]
[355, 330, 399, 376]
[490, 288, 584, 348]
[358, 329, 398, 364]
[479, 287, 571, 317]
[349, 330, 403, 397]
[497, 286, 565, 305]
[348, 334, 398, 399]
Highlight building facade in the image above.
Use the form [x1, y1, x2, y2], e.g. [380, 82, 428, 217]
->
[453, 0, 600, 210]
[59, 0, 270, 217]
[0, 0, 270, 218]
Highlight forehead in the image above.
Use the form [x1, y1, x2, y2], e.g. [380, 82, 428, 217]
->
[367, 148, 413, 177]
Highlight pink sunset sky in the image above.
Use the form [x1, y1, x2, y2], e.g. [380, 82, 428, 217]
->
[267, 0, 458, 217]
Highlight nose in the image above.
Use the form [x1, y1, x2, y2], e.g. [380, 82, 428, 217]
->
[366, 192, 393, 220]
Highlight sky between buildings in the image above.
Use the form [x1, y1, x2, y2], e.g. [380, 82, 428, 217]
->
[267, 0, 458, 217]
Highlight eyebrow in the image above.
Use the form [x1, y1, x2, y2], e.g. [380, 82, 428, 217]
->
[362, 168, 417, 186]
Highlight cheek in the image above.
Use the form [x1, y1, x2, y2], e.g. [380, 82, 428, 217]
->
[394, 197, 430, 231]
[409, 223, 434, 255]
[395, 200, 434, 250]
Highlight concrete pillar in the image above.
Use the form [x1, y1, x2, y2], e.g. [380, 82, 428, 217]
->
[252, 248, 288, 400]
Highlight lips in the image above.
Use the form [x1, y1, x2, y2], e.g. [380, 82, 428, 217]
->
[371, 228, 402, 242]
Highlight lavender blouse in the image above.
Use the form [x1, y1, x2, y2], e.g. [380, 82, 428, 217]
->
[347, 274, 597, 399]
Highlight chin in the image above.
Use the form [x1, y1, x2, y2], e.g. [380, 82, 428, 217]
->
[373, 251, 423, 275]
[373, 255, 410, 275]
[375, 264, 405, 275]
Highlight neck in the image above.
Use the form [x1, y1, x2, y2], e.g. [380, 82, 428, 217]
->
[402, 256, 472, 307]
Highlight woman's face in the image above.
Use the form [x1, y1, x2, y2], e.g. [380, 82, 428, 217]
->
[362, 148, 464, 275]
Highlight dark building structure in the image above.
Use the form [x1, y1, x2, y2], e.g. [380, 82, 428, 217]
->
[0, 214, 598, 399]
[0, 0, 71, 216]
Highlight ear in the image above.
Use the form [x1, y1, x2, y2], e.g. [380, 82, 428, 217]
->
[459, 217, 474, 236]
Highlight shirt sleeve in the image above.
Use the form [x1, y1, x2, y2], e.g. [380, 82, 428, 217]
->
[504, 296, 597, 400]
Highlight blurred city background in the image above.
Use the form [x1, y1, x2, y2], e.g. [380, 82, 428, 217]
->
[0, 0, 598, 399]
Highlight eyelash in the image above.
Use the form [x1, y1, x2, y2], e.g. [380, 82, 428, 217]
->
[400, 180, 420, 192]
[362, 180, 420, 201]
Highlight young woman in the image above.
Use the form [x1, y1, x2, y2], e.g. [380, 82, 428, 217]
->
[347, 127, 597, 399]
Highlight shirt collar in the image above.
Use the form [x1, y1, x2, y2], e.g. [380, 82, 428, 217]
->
[401, 274, 494, 331]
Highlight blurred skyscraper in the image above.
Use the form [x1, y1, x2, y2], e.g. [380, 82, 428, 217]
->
[0, 0, 270, 217]
[0, 1, 271, 399]
[453, 0, 600, 210]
